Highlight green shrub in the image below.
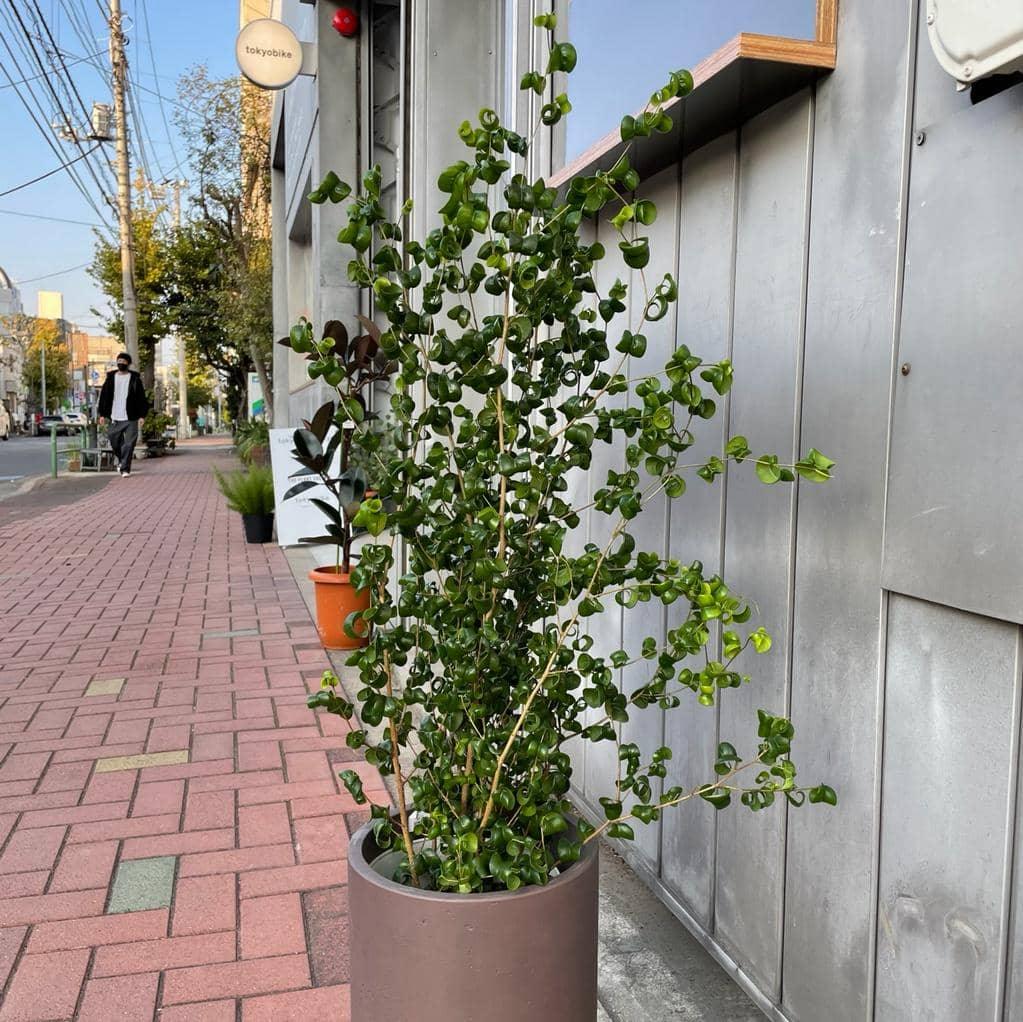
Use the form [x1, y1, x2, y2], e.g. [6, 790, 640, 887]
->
[142, 412, 175, 441]
[303, 18, 837, 893]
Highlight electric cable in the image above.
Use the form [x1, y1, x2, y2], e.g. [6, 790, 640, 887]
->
[13, 262, 93, 284]
[0, 51, 113, 230]
[24, 0, 118, 199]
[0, 207, 104, 227]
[0, 0, 116, 218]
[137, 0, 186, 181]
[0, 48, 103, 88]
[0, 144, 101, 197]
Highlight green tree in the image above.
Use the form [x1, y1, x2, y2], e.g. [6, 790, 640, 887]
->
[164, 220, 252, 422]
[89, 205, 170, 392]
[175, 65, 273, 421]
[21, 318, 70, 413]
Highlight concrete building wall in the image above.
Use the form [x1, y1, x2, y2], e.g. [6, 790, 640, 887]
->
[0, 269, 25, 417]
[270, 2, 1023, 1017]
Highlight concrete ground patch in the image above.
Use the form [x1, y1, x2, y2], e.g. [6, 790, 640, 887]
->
[107, 856, 176, 914]
[85, 677, 126, 696]
[95, 750, 188, 772]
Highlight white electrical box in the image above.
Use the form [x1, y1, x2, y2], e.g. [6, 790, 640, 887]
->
[927, 0, 1023, 85]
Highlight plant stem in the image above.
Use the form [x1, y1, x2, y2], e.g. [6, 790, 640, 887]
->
[379, 578, 419, 886]
[582, 758, 762, 845]
[479, 514, 629, 831]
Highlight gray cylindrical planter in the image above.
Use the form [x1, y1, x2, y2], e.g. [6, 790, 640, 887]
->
[348, 822, 599, 1022]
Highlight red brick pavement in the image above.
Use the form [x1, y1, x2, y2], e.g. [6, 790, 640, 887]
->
[0, 443, 386, 1020]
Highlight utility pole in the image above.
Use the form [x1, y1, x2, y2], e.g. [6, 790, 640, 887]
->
[109, 0, 139, 364]
[170, 180, 189, 438]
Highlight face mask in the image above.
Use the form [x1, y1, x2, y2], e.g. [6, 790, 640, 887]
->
[117, 363, 129, 371]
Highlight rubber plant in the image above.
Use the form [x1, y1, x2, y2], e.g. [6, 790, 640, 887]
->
[279, 317, 396, 574]
[306, 15, 837, 893]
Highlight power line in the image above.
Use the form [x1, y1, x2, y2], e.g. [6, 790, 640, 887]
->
[137, 0, 186, 180]
[0, 1, 115, 223]
[0, 143, 101, 197]
[20, 0, 118, 198]
[0, 49, 112, 230]
[0, 48, 103, 88]
[58, 0, 107, 77]
[13, 262, 92, 285]
[0, 207, 103, 227]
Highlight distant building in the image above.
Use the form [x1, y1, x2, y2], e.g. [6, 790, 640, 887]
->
[0, 266, 25, 418]
[240, 0, 272, 237]
[36, 290, 64, 322]
[68, 329, 120, 408]
[0, 265, 21, 318]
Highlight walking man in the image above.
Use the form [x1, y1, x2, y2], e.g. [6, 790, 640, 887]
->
[0, 401, 10, 441]
[97, 353, 149, 477]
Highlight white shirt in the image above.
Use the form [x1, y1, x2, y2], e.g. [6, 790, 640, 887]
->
[112, 372, 131, 420]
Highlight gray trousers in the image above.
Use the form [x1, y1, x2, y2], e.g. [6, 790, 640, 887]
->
[107, 420, 139, 472]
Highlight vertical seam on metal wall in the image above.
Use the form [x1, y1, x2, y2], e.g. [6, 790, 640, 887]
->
[777, 83, 816, 1009]
[712, 122, 742, 938]
[867, 589, 890, 1022]
[878, 0, 920, 561]
[997, 627, 1023, 1019]
[870, 1, 922, 1016]
[656, 101, 686, 882]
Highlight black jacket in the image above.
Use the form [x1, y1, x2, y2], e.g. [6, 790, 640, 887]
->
[97, 369, 149, 420]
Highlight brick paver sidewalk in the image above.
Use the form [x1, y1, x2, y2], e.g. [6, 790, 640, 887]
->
[0, 444, 384, 1020]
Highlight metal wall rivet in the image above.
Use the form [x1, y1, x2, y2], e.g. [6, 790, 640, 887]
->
[963, 65, 973, 77]
[926, 11, 934, 24]
[915, 131, 926, 146]
[901, 363, 911, 376]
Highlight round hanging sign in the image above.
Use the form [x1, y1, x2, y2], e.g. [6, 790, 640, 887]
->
[236, 19, 303, 90]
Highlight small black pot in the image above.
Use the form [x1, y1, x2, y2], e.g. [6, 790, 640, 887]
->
[241, 512, 274, 544]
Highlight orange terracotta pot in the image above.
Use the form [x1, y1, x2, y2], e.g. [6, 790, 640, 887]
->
[309, 566, 371, 649]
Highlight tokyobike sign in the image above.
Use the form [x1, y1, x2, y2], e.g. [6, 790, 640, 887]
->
[236, 19, 304, 90]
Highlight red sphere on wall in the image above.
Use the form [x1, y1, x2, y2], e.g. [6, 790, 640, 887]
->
[332, 7, 358, 37]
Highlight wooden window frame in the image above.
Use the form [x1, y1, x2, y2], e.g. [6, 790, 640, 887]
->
[549, 0, 838, 187]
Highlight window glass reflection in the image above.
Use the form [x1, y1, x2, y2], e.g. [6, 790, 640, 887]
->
[565, 0, 817, 161]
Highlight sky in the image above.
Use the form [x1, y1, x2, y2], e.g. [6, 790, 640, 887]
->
[0, 0, 242, 334]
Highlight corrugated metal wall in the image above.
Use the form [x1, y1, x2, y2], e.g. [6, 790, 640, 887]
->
[520, 0, 1023, 1019]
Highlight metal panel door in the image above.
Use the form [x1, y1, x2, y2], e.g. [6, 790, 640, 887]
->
[876, 594, 1020, 1021]
[881, 75, 1023, 623]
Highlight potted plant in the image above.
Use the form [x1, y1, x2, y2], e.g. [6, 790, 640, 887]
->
[277, 317, 395, 649]
[213, 465, 275, 543]
[234, 419, 270, 466]
[303, 18, 838, 1020]
[142, 412, 175, 457]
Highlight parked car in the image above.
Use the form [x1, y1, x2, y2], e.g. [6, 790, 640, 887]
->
[38, 415, 67, 436]
[62, 411, 87, 432]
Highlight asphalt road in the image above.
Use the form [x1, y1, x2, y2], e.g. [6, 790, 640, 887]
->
[0, 434, 65, 483]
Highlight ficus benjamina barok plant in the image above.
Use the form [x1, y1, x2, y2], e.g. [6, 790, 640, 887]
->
[304, 14, 837, 894]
